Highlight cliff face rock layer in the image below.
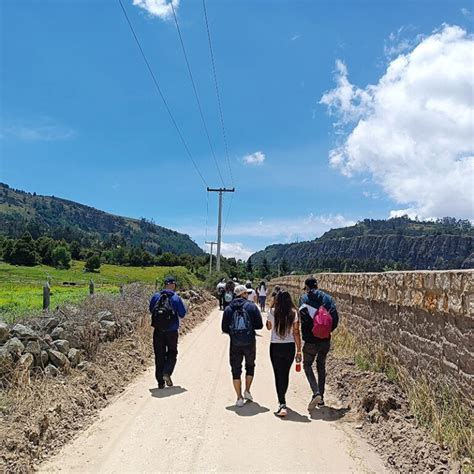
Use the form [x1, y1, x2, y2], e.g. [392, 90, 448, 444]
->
[252, 234, 473, 270]
[270, 270, 473, 398]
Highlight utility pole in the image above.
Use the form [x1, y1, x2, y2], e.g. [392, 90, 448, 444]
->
[207, 187, 235, 271]
[205, 241, 217, 275]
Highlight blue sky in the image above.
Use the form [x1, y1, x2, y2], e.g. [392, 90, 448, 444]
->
[1, 0, 473, 259]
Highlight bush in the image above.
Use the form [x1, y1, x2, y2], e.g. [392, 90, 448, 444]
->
[52, 246, 72, 269]
[85, 255, 101, 272]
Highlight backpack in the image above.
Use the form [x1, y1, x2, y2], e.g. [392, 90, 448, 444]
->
[229, 303, 253, 346]
[224, 291, 234, 303]
[151, 293, 175, 331]
[312, 305, 333, 339]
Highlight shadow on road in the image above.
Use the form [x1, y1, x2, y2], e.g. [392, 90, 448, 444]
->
[309, 405, 350, 421]
[225, 401, 270, 417]
[276, 407, 311, 423]
[149, 386, 187, 398]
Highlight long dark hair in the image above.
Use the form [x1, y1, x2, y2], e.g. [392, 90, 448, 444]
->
[273, 291, 296, 338]
[259, 281, 266, 291]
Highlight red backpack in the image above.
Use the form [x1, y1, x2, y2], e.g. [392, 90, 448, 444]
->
[312, 306, 333, 339]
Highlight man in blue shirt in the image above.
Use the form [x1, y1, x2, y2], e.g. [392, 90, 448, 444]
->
[149, 276, 187, 389]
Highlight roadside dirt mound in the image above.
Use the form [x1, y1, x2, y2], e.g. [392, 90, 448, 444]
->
[327, 358, 455, 473]
[0, 286, 215, 472]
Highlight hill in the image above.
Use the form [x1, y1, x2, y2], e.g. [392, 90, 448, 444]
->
[250, 217, 474, 271]
[0, 183, 203, 256]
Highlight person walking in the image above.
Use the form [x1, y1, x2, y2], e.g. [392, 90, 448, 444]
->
[269, 285, 281, 310]
[149, 276, 187, 389]
[222, 285, 263, 407]
[257, 281, 267, 312]
[299, 277, 339, 409]
[266, 291, 302, 417]
[223, 280, 235, 310]
[216, 278, 226, 310]
[245, 281, 258, 303]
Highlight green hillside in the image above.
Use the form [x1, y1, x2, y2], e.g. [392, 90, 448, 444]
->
[0, 183, 203, 256]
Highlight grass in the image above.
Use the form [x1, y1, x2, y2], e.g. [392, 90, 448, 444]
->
[0, 261, 199, 321]
[332, 326, 473, 464]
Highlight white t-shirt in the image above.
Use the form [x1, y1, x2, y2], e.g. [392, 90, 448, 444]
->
[267, 309, 298, 343]
[246, 289, 257, 302]
[257, 285, 267, 297]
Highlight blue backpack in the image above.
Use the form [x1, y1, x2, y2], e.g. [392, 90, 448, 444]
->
[229, 303, 253, 346]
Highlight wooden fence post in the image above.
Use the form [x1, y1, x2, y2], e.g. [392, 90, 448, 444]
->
[43, 282, 50, 311]
[89, 279, 95, 295]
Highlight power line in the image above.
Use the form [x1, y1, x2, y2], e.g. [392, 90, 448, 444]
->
[170, 2, 225, 188]
[117, 0, 208, 187]
[202, 0, 234, 187]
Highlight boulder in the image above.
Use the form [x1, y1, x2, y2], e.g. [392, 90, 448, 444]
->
[77, 361, 90, 371]
[44, 364, 59, 377]
[50, 326, 65, 341]
[99, 320, 117, 340]
[0, 321, 9, 343]
[47, 349, 70, 370]
[25, 340, 41, 356]
[15, 353, 34, 385]
[43, 317, 60, 332]
[4, 337, 25, 360]
[11, 324, 38, 340]
[97, 310, 114, 322]
[53, 339, 70, 355]
[0, 347, 13, 375]
[40, 350, 49, 367]
[67, 348, 82, 368]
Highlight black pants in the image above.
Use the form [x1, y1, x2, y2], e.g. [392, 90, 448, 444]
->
[229, 342, 256, 380]
[218, 293, 225, 309]
[303, 340, 330, 396]
[153, 329, 178, 384]
[270, 342, 295, 405]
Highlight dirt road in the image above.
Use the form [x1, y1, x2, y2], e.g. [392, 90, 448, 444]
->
[40, 307, 385, 473]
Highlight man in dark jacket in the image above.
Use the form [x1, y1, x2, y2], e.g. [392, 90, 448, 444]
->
[299, 277, 339, 409]
[222, 285, 263, 407]
[149, 276, 187, 389]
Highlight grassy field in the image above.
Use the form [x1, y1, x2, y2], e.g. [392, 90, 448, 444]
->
[0, 261, 198, 320]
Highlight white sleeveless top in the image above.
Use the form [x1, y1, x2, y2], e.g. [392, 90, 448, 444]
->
[267, 309, 298, 343]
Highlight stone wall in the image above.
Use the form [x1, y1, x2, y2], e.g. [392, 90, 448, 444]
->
[270, 270, 473, 398]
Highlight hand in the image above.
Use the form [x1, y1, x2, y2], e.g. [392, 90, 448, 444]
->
[295, 352, 302, 363]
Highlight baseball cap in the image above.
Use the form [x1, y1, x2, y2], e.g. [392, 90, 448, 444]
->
[234, 285, 248, 297]
[305, 277, 318, 290]
[164, 275, 177, 285]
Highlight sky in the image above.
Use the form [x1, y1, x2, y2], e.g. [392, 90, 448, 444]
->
[1, 0, 473, 260]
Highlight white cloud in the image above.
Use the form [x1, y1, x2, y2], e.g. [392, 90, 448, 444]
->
[132, 0, 179, 20]
[291, 34, 301, 41]
[2, 119, 76, 141]
[320, 25, 474, 220]
[461, 8, 472, 19]
[214, 242, 254, 261]
[242, 151, 266, 166]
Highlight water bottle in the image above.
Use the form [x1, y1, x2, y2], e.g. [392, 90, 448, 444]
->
[295, 362, 301, 372]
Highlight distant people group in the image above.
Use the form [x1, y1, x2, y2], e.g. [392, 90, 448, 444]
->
[149, 275, 339, 416]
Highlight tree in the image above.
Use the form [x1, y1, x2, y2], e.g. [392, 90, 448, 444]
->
[280, 258, 290, 275]
[260, 257, 270, 279]
[70, 240, 81, 260]
[36, 236, 56, 265]
[85, 255, 101, 272]
[52, 246, 72, 269]
[9, 232, 38, 266]
[246, 257, 253, 274]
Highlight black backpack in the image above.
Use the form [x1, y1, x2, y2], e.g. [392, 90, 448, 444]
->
[229, 303, 253, 346]
[151, 293, 175, 331]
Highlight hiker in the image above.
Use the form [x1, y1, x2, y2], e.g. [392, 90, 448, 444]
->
[256, 281, 267, 312]
[223, 280, 235, 310]
[222, 284, 263, 407]
[245, 281, 258, 303]
[266, 290, 302, 417]
[299, 277, 339, 409]
[149, 276, 187, 389]
[269, 285, 281, 309]
[216, 278, 226, 310]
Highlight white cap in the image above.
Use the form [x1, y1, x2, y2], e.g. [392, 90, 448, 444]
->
[234, 285, 248, 297]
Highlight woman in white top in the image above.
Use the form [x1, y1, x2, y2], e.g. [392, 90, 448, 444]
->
[257, 281, 267, 312]
[266, 290, 302, 417]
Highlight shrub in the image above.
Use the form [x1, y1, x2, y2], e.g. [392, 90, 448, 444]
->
[85, 255, 101, 272]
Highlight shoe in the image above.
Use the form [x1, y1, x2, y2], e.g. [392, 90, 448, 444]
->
[158, 381, 165, 389]
[317, 396, 325, 407]
[244, 390, 253, 402]
[276, 404, 287, 417]
[236, 398, 245, 408]
[308, 393, 322, 410]
[163, 374, 173, 387]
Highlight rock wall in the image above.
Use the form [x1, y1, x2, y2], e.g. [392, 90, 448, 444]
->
[270, 270, 473, 397]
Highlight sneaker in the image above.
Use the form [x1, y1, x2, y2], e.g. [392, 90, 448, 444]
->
[308, 393, 322, 410]
[317, 396, 325, 407]
[276, 404, 287, 417]
[158, 381, 165, 389]
[163, 374, 173, 387]
[244, 390, 253, 402]
[236, 398, 245, 408]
